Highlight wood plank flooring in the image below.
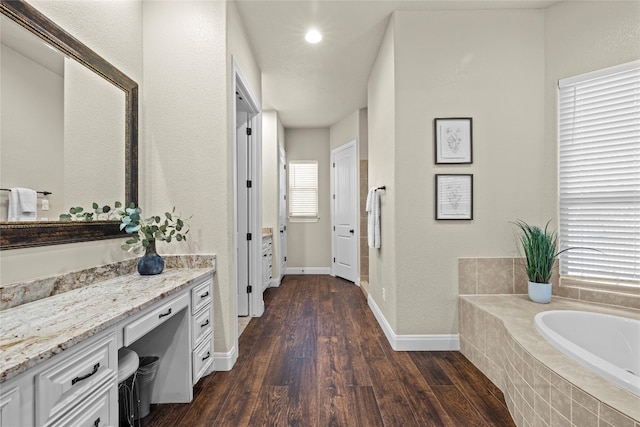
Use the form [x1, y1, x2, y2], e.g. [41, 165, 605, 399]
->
[141, 275, 515, 427]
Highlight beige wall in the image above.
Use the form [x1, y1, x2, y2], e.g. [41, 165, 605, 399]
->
[1, 0, 262, 360]
[0, 0, 143, 285]
[285, 128, 331, 270]
[369, 3, 639, 338]
[262, 110, 282, 279]
[369, 10, 547, 335]
[543, 1, 640, 222]
[143, 0, 261, 357]
[329, 110, 359, 152]
[367, 16, 398, 329]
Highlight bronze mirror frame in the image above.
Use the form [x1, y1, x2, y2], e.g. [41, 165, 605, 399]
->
[0, 0, 138, 250]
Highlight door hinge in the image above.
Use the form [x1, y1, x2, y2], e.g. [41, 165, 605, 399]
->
[333, 194, 335, 199]
[284, 256, 287, 261]
[333, 162, 335, 168]
[284, 195, 286, 200]
[247, 233, 252, 241]
[246, 180, 252, 188]
[246, 128, 252, 135]
[333, 257, 336, 263]
[284, 225, 287, 231]
[247, 285, 252, 293]
[284, 164, 286, 169]
[333, 226, 335, 231]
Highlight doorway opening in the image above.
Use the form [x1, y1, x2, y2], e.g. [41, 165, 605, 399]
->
[233, 59, 263, 358]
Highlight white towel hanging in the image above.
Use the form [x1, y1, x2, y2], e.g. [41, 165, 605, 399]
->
[366, 188, 381, 248]
[8, 187, 37, 221]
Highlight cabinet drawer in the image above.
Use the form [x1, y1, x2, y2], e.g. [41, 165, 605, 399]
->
[192, 334, 213, 385]
[192, 303, 213, 349]
[44, 373, 116, 427]
[191, 279, 212, 315]
[0, 386, 21, 427]
[124, 293, 189, 346]
[36, 333, 116, 426]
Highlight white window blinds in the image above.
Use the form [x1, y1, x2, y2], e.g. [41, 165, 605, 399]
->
[558, 61, 640, 285]
[288, 161, 318, 219]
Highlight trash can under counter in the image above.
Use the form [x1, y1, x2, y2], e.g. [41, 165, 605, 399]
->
[134, 356, 160, 420]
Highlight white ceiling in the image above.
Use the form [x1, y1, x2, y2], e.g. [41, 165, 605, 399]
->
[235, 0, 561, 128]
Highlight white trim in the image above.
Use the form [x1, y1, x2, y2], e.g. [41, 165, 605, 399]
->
[213, 346, 238, 372]
[285, 267, 331, 275]
[271, 276, 282, 287]
[558, 60, 639, 87]
[367, 295, 460, 351]
[330, 140, 359, 281]
[232, 57, 263, 321]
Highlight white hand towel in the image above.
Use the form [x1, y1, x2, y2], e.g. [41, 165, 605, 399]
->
[366, 188, 381, 249]
[8, 187, 37, 221]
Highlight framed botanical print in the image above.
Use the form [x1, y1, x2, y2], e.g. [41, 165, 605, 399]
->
[435, 174, 473, 220]
[434, 118, 473, 164]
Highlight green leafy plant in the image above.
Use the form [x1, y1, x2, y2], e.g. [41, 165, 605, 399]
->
[119, 203, 191, 253]
[513, 220, 567, 284]
[59, 201, 122, 221]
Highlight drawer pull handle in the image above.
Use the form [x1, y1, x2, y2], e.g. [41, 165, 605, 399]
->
[159, 308, 172, 318]
[200, 291, 209, 299]
[202, 351, 211, 361]
[72, 363, 100, 385]
[201, 319, 210, 328]
[93, 417, 101, 427]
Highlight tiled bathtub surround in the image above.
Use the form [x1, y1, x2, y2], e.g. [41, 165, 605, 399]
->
[459, 257, 639, 311]
[459, 295, 640, 427]
[458, 257, 557, 296]
[0, 254, 215, 310]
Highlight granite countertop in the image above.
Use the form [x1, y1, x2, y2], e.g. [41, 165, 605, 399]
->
[262, 227, 273, 238]
[0, 268, 213, 383]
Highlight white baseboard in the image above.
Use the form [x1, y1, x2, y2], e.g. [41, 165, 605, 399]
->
[285, 267, 331, 275]
[213, 345, 237, 371]
[367, 295, 460, 351]
[270, 276, 282, 287]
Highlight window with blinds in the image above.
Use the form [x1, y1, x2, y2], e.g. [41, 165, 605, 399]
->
[288, 161, 318, 220]
[558, 61, 640, 286]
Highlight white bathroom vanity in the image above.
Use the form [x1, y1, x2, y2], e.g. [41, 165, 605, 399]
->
[0, 265, 215, 426]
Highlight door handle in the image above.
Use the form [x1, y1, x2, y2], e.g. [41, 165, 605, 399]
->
[349, 229, 354, 234]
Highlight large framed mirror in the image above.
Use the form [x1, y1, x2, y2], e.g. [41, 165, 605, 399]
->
[0, 0, 138, 250]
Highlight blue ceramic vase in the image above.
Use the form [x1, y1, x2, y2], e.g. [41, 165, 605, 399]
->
[137, 240, 164, 275]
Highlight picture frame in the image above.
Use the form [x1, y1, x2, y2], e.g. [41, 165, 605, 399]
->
[434, 118, 473, 164]
[435, 174, 473, 220]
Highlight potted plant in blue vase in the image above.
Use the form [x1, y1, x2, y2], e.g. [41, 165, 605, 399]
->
[119, 204, 191, 275]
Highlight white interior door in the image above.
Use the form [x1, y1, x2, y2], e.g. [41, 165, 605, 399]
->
[332, 141, 357, 282]
[236, 115, 250, 316]
[278, 146, 287, 278]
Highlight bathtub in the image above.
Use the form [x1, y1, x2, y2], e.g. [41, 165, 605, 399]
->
[534, 310, 640, 397]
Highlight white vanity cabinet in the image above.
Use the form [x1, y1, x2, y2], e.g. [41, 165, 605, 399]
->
[0, 329, 118, 427]
[0, 386, 21, 427]
[37, 332, 117, 427]
[0, 267, 216, 427]
[262, 235, 273, 291]
[190, 278, 214, 384]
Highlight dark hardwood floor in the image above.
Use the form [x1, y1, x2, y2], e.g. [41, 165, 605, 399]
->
[141, 275, 515, 426]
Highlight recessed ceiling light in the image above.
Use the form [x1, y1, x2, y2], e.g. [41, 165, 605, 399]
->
[305, 29, 322, 44]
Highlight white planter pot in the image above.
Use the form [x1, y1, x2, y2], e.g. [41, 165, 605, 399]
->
[528, 281, 552, 304]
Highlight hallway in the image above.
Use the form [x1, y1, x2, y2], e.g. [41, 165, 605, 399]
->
[142, 275, 515, 426]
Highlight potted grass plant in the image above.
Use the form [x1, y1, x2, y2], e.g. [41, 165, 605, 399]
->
[513, 220, 564, 304]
